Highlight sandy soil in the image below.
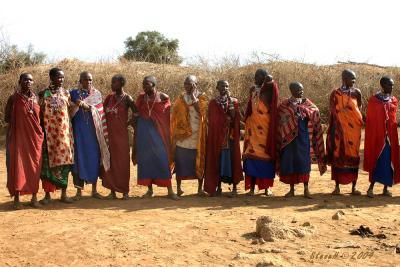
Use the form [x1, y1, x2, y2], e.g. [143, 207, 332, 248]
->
[1, 138, 400, 267]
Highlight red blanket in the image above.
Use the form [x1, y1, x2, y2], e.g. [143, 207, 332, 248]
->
[363, 95, 400, 184]
[204, 99, 243, 195]
[7, 92, 44, 196]
[245, 81, 279, 159]
[132, 92, 171, 164]
[102, 94, 130, 193]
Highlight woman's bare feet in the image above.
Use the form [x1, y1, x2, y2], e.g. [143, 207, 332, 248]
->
[168, 193, 180, 200]
[73, 189, 82, 201]
[265, 188, 273, 197]
[351, 189, 362, 196]
[285, 189, 295, 198]
[215, 188, 223, 197]
[30, 195, 41, 208]
[177, 188, 184, 197]
[60, 196, 74, 204]
[246, 190, 255, 196]
[107, 191, 118, 199]
[197, 190, 207, 197]
[367, 188, 374, 198]
[40, 193, 52, 205]
[142, 190, 153, 198]
[13, 201, 22, 210]
[227, 190, 238, 198]
[91, 192, 103, 199]
[331, 186, 341, 195]
[382, 188, 392, 197]
[304, 188, 312, 199]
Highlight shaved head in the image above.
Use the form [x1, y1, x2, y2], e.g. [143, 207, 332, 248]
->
[217, 80, 228, 88]
[255, 69, 268, 78]
[289, 82, 303, 91]
[254, 69, 268, 86]
[185, 75, 197, 84]
[342, 69, 356, 80]
[380, 75, 394, 94]
[289, 81, 304, 98]
[380, 75, 394, 87]
[79, 71, 92, 82]
[143, 75, 157, 87]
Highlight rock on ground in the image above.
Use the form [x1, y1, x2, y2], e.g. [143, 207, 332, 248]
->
[256, 216, 314, 242]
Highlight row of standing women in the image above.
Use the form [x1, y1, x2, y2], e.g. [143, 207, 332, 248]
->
[5, 67, 399, 209]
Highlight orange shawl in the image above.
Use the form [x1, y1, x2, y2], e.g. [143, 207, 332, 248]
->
[171, 93, 207, 178]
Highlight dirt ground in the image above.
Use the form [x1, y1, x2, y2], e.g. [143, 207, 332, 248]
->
[1, 139, 400, 266]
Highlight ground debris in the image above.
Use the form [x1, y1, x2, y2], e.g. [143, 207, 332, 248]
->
[256, 216, 314, 242]
[250, 248, 286, 254]
[350, 225, 387, 239]
[332, 210, 345, 220]
[330, 241, 361, 249]
[256, 258, 281, 267]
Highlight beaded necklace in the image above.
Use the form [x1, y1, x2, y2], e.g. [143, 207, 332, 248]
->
[339, 86, 353, 112]
[106, 92, 127, 115]
[18, 90, 35, 115]
[289, 97, 305, 119]
[145, 91, 158, 117]
[48, 86, 65, 112]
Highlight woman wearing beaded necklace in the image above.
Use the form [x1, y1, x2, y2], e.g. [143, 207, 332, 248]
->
[70, 72, 110, 200]
[171, 75, 208, 197]
[5, 73, 44, 209]
[326, 69, 363, 196]
[204, 80, 243, 197]
[102, 74, 137, 200]
[39, 67, 74, 204]
[242, 69, 278, 197]
[364, 76, 400, 197]
[277, 82, 326, 198]
[132, 76, 178, 200]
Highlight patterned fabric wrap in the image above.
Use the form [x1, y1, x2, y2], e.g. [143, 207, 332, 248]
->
[277, 98, 326, 175]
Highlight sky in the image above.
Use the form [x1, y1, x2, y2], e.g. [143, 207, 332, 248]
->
[1, 0, 400, 66]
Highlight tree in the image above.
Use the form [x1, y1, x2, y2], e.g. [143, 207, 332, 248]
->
[0, 31, 46, 73]
[122, 31, 182, 64]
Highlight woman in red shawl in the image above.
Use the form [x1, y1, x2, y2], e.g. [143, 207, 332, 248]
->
[102, 74, 137, 200]
[5, 73, 44, 209]
[204, 80, 243, 197]
[132, 76, 178, 200]
[364, 76, 400, 197]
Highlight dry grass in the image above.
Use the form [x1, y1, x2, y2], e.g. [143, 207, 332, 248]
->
[0, 59, 399, 128]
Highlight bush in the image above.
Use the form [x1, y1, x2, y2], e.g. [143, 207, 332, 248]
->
[0, 39, 46, 73]
[122, 31, 182, 65]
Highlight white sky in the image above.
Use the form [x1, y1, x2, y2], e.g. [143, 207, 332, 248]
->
[1, 0, 400, 66]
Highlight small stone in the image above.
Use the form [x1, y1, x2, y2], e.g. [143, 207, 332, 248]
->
[259, 238, 266, 244]
[256, 258, 276, 266]
[332, 241, 361, 249]
[396, 244, 400, 254]
[252, 240, 259, 245]
[297, 249, 307, 255]
[332, 210, 345, 220]
[302, 222, 311, 227]
[233, 252, 249, 260]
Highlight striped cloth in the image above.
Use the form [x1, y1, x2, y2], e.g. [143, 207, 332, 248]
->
[93, 102, 109, 144]
[277, 98, 326, 175]
[81, 88, 110, 171]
